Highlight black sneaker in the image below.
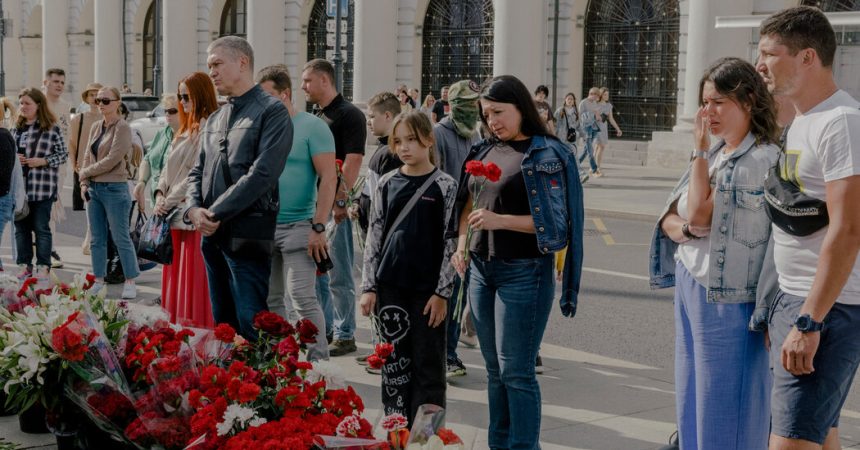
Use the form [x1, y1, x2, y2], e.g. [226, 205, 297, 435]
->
[365, 365, 382, 375]
[446, 358, 466, 378]
[355, 353, 372, 366]
[535, 355, 544, 374]
[657, 430, 679, 450]
[328, 339, 357, 356]
[326, 332, 334, 345]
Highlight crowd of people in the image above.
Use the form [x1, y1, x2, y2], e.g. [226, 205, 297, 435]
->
[0, 5, 858, 450]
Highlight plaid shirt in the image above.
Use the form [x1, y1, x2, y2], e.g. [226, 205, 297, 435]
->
[13, 122, 68, 202]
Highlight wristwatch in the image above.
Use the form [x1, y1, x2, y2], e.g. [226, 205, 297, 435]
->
[794, 314, 824, 333]
[691, 149, 708, 160]
[311, 222, 326, 233]
[335, 199, 347, 208]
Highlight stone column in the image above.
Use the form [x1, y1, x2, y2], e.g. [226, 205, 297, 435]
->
[677, 0, 710, 129]
[353, 0, 398, 103]
[247, 0, 286, 76]
[94, 0, 123, 87]
[493, 0, 544, 91]
[68, 33, 95, 100]
[163, 0, 199, 93]
[21, 37, 43, 89]
[42, 0, 69, 81]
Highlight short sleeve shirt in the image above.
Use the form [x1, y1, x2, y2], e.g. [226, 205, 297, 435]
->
[314, 94, 367, 160]
[772, 90, 860, 303]
[277, 112, 336, 223]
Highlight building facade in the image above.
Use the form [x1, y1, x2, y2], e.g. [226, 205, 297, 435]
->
[3, 0, 858, 166]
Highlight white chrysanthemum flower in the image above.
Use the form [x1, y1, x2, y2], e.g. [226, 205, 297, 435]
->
[248, 417, 267, 428]
[216, 404, 259, 436]
[306, 359, 346, 390]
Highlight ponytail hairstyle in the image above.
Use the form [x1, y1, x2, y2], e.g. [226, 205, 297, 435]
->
[389, 110, 437, 165]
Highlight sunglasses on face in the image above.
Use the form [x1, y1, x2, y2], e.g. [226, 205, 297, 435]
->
[165, 108, 179, 115]
[178, 94, 191, 102]
[95, 98, 117, 105]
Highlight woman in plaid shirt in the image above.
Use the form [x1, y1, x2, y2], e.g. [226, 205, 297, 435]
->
[12, 88, 67, 279]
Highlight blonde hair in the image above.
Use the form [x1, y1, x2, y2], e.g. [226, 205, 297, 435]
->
[389, 110, 436, 165]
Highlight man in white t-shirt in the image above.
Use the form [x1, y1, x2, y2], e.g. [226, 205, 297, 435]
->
[757, 6, 860, 450]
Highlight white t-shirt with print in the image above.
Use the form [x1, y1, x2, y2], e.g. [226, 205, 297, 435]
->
[773, 90, 860, 303]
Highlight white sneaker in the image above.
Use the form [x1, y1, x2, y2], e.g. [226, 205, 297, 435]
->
[121, 282, 137, 299]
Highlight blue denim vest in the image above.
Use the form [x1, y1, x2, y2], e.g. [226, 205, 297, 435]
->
[448, 135, 585, 317]
[649, 133, 779, 315]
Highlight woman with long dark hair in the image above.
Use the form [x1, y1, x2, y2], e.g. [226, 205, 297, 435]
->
[649, 57, 780, 449]
[449, 75, 584, 449]
[154, 72, 219, 328]
[13, 88, 68, 280]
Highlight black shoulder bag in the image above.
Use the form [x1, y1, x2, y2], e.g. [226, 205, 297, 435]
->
[216, 106, 276, 258]
[763, 122, 829, 236]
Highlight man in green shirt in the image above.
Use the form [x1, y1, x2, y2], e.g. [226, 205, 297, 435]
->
[257, 64, 337, 361]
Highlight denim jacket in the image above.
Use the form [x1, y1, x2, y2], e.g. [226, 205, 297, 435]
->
[447, 134, 584, 317]
[649, 132, 780, 330]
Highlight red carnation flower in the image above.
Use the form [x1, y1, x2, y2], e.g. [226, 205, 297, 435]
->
[214, 324, 236, 343]
[83, 273, 96, 290]
[296, 319, 319, 344]
[465, 160, 486, 178]
[485, 162, 502, 182]
[335, 159, 344, 171]
[253, 311, 293, 336]
[238, 383, 261, 403]
[366, 354, 384, 369]
[374, 343, 394, 360]
[17, 277, 38, 298]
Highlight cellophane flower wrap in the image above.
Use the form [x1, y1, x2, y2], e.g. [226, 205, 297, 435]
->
[454, 161, 502, 320]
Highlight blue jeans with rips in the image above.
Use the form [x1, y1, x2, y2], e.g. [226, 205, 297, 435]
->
[469, 254, 555, 450]
[86, 182, 140, 279]
[201, 236, 272, 341]
[326, 218, 356, 340]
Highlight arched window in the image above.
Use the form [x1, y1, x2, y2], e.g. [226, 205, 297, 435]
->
[421, 0, 494, 102]
[307, 0, 355, 102]
[801, 0, 859, 10]
[583, 0, 680, 141]
[220, 0, 247, 38]
[143, 2, 156, 93]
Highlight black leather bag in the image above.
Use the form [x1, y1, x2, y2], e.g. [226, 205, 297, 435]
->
[763, 123, 829, 237]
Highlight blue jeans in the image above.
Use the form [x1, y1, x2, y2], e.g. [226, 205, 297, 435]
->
[15, 198, 53, 268]
[87, 183, 140, 279]
[316, 272, 333, 338]
[469, 254, 555, 450]
[327, 218, 356, 340]
[674, 262, 770, 450]
[201, 236, 272, 340]
[0, 194, 13, 270]
[446, 272, 469, 362]
[578, 125, 599, 173]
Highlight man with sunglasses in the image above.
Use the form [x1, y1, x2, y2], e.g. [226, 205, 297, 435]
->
[185, 36, 292, 340]
[134, 94, 180, 209]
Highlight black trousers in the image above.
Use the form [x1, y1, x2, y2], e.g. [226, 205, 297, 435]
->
[377, 283, 447, 425]
[72, 171, 84, 211]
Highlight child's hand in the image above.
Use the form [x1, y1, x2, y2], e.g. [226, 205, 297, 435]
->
[359, 292, 377, 317]
[424, 295, 447, 328]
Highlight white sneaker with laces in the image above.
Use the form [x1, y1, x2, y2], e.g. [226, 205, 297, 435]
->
[89, 281, 106, 296]
[121, 282, 137, 299]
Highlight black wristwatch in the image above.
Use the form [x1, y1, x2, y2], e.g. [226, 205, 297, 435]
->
[794, 314, 824, 333]
[311, 222, 326, 233]
[335, 199, 347, 208]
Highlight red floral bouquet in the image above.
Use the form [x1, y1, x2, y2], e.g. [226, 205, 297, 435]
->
[454, 160, 502, 318]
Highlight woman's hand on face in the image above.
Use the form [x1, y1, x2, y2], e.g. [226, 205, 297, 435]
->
[694, 107, 711, 151]
[468, 208, 503, 231]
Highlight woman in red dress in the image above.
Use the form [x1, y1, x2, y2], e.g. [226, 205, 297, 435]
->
[153, 72, 219, 328]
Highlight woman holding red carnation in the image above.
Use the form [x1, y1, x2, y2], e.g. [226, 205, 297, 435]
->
[448, 75, 584, 450]
[358, 111, 457, 425]
[154, 72, 219, 329]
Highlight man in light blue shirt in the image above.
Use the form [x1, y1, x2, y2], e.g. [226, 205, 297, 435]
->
[257, 64, 337, 361]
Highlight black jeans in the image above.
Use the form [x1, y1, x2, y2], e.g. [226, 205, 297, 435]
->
[14, 198, 53, 268]
[377, 283, 446, 425]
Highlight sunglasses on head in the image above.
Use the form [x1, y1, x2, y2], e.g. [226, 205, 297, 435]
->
[95, 98, 117, 105]
[165, 108, 179, 115]
[178, 94, 191, 102]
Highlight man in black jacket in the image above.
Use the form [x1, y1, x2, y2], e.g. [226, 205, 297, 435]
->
[186, 36, 292, 340]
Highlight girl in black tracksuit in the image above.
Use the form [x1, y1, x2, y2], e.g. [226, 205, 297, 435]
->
[359, 111, 457, 425]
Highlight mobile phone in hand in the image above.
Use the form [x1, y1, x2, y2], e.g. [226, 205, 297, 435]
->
[316, 255, 334, 273]
[84, 191, 91, 202]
